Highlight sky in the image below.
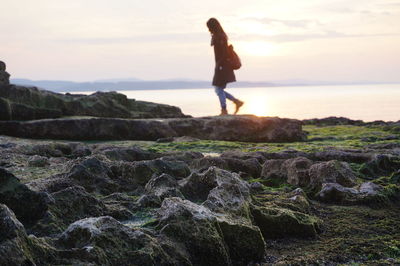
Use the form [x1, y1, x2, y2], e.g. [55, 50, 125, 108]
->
[1, 0, 400, 83]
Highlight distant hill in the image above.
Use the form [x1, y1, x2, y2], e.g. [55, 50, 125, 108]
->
[11, 78, 394, 93]
[11, 78, 277, 92]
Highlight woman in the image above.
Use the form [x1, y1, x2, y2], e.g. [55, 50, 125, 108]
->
[207, 18, 244, 115]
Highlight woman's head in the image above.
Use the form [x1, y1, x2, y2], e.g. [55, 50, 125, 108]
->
[207, 18, 224, 35]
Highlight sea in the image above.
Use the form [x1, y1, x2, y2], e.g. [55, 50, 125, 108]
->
[73, 84, 400, 122]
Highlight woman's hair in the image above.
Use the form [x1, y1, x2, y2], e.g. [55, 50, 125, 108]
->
[207, 18, 227, 38]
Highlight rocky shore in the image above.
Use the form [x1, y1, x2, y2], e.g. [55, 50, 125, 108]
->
[1, 116, 399, 265]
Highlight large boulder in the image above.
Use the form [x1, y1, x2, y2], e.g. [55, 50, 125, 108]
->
[0, 168, 48, 226]
[0, 115, 306, 143]
[156, 197, 266, 266]
[58, 216, 178, 265]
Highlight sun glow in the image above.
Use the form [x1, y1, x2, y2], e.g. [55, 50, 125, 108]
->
[236, 41, 278, 57]
[240, 96, 269, 117]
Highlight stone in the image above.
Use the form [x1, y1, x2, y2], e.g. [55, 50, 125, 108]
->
[260, 159, 287, 186]
[0, 85, 187, 121]
[49, 186, 106, 225]
[360, 154, 400, 177]
[0, 204, 35, 266]
[308, 160, 357, 191]
[157, 197, 266, 265]
[180, 167, 249, 203]
[66, 157, 120, 194]
[28, 155, 49, 167]
[0, 61, 10, 86]
[145, 173, 183, 201]
[0, 115, 306, 143]
[282, 157, 313, 187]
[0, 168, 48, 226]
[251, 205, 320, 239]
[103, 147, 157, 162]
[191, 156, 262, 179]
[316, 183, 359, 203]
[58, 216, 175, 265]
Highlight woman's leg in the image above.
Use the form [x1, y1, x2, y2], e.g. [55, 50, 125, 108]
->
[214, 86, 227, 109]
[224, 90, 237, 102]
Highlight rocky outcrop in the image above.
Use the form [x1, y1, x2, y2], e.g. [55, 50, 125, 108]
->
[0, 61, 10, 86]
[0, 115, 306, 142]
[0, 67, 187, 120]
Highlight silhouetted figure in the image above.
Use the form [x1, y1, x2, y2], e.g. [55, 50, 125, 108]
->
[207, 18, 243, 116]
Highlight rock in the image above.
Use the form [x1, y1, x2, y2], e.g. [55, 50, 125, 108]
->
[261, 157, 313, 187]
[311, 149, 371, 164]
[316, 183, 359, 203]
[250, 182, 264, 193]
[308, 160, 357, 191]
[180, 167, 249, 203]
[191, 156, 262, 178]
[360, 154, 400, 177]
[0, 85, 187, 121]
[113, 159, 190, 190]
[359, 182, 383, 196]
[0, 204, 35, 266]
[103, 147, 157, 162]
[157, 197, 265, 265]
[145, 173, 183, 201]
[316, 181, 389, 205]
[251, 205, 320, 239]
[58, 216, 176, 265]
[204, 181, 251, 219]
[66, 157, 120, 194]
[50, 186, 106, 225]
[0, 61, 10, 86]
[260, 159, 287, 186]
[0, 168, 48, 226]
[303, 116, 364, 126]
[161, 151, 204, 163]
[0, 204, 26, 242]
[28, 155, 49, 167]
[221, 150, 269, 164]
[0, 115, 306, 143]
[283, 157, 313, 187]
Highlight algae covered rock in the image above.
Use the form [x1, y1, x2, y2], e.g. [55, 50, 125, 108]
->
[0, 168, 48, 226]
[156, 197, 266, 266]
[308, 160, 357, 191]
[251, 205, 320, 239]
[58, 216, 175, 265]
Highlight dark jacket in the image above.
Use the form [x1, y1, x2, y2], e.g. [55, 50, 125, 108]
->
[211, 34, 236, 87]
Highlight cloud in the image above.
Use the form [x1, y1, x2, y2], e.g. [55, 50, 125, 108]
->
[54, 32, 207, 45]
[242, 17, 322, 29]
[235, 30, 400, 43]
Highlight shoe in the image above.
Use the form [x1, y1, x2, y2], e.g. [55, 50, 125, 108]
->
[234, 100, 244, 115]
[219, 108, 228, 116]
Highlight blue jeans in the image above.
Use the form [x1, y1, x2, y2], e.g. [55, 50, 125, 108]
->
[214, 86, 237, 109]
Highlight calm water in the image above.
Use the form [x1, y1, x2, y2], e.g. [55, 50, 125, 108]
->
[75, 84, 400, 122]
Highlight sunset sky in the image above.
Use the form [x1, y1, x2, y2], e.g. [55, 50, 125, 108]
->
[1, 0, 400, 83]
